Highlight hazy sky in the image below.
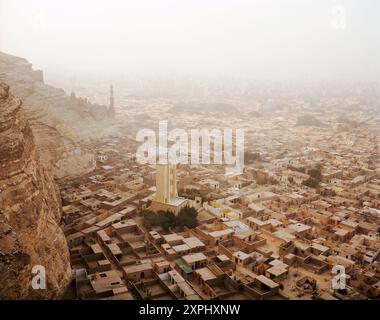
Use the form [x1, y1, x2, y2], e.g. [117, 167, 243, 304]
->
[0, 0, 379, 82]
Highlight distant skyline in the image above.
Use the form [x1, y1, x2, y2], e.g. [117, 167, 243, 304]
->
[0, 0, 379, 83]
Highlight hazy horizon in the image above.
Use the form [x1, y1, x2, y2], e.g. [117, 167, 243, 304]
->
[1, 0, 379, 84]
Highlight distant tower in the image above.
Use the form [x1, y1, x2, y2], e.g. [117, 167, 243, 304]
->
[109, 84, 115, 117]
[70, 91, 76, 105]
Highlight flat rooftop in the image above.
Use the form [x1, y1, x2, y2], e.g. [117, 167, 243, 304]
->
[183, 252, 207, 265]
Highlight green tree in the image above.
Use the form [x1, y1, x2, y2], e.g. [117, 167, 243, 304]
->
[142, 207, 199, 230]
[156, 210, 176, 230]
[142, 210, 157, 227]
[176, 206, 198, 229]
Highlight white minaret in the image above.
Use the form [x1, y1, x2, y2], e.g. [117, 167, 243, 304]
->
[155, 164, 177, 204]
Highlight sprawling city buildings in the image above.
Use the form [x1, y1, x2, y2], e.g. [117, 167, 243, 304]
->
[58, 102, 380, 300]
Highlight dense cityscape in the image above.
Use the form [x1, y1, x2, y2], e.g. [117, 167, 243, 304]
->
[57, 82, 380, 300]
[0, 0, 379, 305]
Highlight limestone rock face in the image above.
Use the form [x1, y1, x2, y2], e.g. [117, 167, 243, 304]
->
[0, 82, 71, 299]
[0, 51, 113, 178]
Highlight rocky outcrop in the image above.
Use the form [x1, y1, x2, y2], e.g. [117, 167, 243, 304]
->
[0, 51, 114, 178]
[0, 82, 70, 299]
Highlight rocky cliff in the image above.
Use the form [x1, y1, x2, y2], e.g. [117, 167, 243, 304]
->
[0, 51, 113, 179]
[0, 82, 70, 299]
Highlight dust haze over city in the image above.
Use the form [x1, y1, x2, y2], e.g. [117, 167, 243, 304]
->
[1, 1, 379, 83]
[0, 0, 379, 305]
